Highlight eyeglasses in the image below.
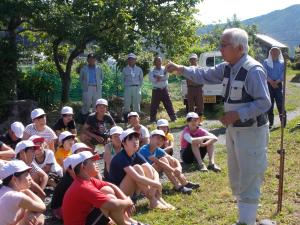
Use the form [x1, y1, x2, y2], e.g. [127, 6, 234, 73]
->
[219, 43, 232, 49]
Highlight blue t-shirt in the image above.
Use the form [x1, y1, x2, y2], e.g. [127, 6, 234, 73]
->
[88, 66, 97, 85]
[108, 149, 147, 186]
[138, 144, 166, 165]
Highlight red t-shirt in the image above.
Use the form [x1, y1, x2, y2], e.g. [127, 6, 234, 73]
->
[62, 177, 110, 225]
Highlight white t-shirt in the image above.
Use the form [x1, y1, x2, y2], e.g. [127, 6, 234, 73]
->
[137, 125, 150, 139]
[24, 124, 57, 142]
[0, 186, 25, 225]
[33, 150, 63, 177]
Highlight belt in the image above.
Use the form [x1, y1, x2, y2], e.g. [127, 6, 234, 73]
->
[129, 85, 139, 87]
[153, 87, 167, 90]
[233, 113, 268, 127]
[187, 85, 203, 88]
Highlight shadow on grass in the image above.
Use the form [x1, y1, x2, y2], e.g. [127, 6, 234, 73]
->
[290, 74, 300, 83]
[289, 124, 300, 133]
[210, 126, 226, 136]
[204, 103, 224, 120]
[181, 162, 199, 173]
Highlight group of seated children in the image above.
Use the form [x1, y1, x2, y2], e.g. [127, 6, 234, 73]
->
[0, 98, 221, 225]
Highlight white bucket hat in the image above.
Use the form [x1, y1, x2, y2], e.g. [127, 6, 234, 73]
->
[61, 106, 74, 115]
[109, 126, 124, 136]
[0, 160, 31, 180]
[58, 131, 75, 143]
[96, 98, 108, 107]
[31, 108, 46, 120]
[10, 122, 25, 139]
[186, 112, 199, 120]
[157, 119, 169, 127]
[119, 129, 139, 142]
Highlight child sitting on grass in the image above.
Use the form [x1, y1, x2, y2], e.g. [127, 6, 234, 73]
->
[180, 112, 221, 172]
[109, 129, 174, 210]
[139, 129, 199, 194]
[156, 119, 174, 155]
[55, 131, 75, 167]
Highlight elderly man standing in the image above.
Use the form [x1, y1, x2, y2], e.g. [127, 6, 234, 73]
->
[166, 28, 272, 225]
[122, 53, 143, 121]
[187, 53, 204, 122]
[149, 56, 176, 122]
[80, 53, 103, 116]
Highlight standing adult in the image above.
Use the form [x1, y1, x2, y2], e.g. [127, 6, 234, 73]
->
[166, 28, 272, 225]
[80, 53, 103, 116]
[263, 47, 285, 129]
[186, 53, 204, 121]
[149, 56, 176, 122]
[122, 53, 143, 121]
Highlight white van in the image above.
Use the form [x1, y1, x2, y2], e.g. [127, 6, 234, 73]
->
[181, 51, 223, 105]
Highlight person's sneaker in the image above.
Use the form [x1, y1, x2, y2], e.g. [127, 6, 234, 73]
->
[185, 182, 200, 189]
[207, 164, 221, 172]
[175, 186, 192, 195]
[198, 163, 208, 172]
[257, 219, 277, 225]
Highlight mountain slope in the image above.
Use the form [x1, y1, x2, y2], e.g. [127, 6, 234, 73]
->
[243, 4, 300, 52]
[199, 4, 300, 55]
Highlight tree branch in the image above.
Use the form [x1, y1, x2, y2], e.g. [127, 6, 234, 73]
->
[52, 38, 65, 78]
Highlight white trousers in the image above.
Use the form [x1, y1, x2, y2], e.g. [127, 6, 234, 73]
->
[226, 124, 269, 203]
[226, 124, 269, 225]
[124, 86, 141, 113]
[81, 85, 102, 114]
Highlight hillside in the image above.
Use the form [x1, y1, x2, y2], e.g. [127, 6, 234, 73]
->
[199, 4, 300, 55]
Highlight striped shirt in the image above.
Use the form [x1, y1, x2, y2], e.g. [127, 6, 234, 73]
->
[30, 161, 43, 175]
[24, 124, 57, 142]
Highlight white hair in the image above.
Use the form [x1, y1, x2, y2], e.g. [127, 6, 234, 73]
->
[222, 28, 249, 54]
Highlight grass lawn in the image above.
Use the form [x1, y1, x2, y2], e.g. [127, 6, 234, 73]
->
[132, 118, 300, 225]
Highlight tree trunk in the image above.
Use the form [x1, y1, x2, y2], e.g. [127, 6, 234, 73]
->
[53, 39, 85, 104]
[7, 28, 18, 100]
[61, 72, 71, 103]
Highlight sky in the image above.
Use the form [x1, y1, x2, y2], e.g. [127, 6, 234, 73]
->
[196, 0, 300, 24]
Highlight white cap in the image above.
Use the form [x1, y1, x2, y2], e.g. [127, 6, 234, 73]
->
[29, 135, 45, 144]
[61, 106, 74, 115]
[127, 112, 139, 118]
[157, 119, 169, 127]
[189, 53, 198, 59]
[70, 151, 100, 169]
[63, 154, 80, 170]
[186, 112, 199, 120]
[58, 131, 75, 143]
[31, 108, 46, 120]
[71, 143, 91, 154]
[0, 160, 31, 180]
[96, 98, 108, 107]
[15, 140, 38, 155]
[10, 122, 25, 139]
[127, 53, 137, 59]
[109, 126, 123, 136]
[150, 129, 166, 138]
[119, 129, 139, 142]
